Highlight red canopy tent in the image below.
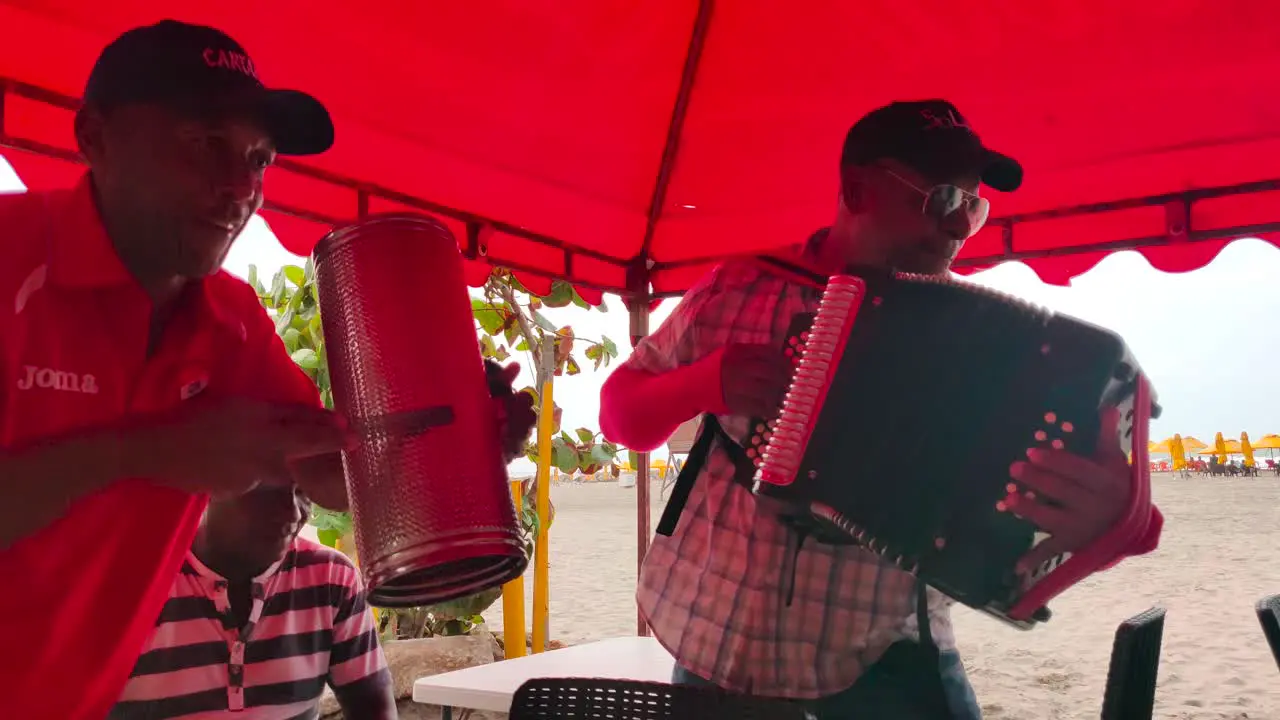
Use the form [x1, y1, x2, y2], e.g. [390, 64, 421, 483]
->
[3, 0, 1279, 634]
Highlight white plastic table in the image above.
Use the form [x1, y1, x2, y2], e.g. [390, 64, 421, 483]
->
[412, 635, 675, 718]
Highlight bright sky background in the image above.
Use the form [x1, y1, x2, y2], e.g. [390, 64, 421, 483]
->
[3, 157, 1276, 466]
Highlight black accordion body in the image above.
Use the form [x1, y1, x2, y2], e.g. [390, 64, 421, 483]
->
[751, 266, 1159, 629]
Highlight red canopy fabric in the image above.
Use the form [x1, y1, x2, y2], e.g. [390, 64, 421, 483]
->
[3, 1, 1279, 299]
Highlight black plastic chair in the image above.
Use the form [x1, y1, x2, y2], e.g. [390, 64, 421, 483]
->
[1100, 606, 1166, 720]
[1255, 594, 1280, 671]
[508, 677, 808, 719]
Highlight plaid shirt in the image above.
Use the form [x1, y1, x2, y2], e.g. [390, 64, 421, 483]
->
[632, 253, 956, 699]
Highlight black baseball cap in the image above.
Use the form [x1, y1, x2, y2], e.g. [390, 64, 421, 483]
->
[83, 19, 334, 156]
[841, 100, 1021, 192]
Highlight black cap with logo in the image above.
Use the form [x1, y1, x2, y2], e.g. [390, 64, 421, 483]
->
[841, 100, 1022, 192]
[83, 19, 334, 156]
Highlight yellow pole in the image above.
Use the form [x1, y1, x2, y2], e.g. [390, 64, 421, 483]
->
[500, 479, 527, 659]
[531, 377, 554, 653]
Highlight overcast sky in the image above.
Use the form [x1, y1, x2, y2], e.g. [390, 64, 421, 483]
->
[4, 157, 1274, 458]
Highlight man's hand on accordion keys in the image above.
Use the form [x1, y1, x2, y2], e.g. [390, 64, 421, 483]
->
[1008, 406, 1133, 573]
[718, 344, 793, 418]
[485, 360, 538, 463]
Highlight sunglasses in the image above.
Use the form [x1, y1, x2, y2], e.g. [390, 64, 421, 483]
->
[882, 169, 991, 239]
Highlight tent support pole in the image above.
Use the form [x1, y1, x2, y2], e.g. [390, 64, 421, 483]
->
[629, 301, 652, 637]
[629, 0, 714, 638]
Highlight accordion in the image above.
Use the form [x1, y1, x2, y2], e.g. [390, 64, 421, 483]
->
[751, 266, 1158, 629]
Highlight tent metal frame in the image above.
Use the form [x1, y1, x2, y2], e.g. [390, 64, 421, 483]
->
[6, 72, 1279, 300]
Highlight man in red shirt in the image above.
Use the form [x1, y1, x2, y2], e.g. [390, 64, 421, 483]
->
[0, 20, 534, 719]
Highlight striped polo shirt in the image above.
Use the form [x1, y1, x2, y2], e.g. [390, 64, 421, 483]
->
[110, 537, 389, 719]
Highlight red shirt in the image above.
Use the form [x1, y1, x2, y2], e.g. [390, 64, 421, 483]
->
[0, 176, 320, 720]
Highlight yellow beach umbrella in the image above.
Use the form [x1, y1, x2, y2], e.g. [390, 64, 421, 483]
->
[1181, 436, 1208, 453]
[1221, 438, 1242, 454]
[1171, 434, 1187, 471]
[1149, 438, 1173, 454]
[1251, 434, 1280, 464]
[1213, 432, 1229, 463]
[1241, 432, 1256, 468]
[1252, 434, 1280, 450]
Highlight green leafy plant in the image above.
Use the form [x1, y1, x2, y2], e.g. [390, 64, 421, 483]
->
[250, 259, 619, 638]
[470, 271, 625, 481]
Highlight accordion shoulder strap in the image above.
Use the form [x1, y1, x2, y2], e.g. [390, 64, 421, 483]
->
[916, 579, 936, 651]
[655, 414, 756, 537]
[751, 254, 830, 289]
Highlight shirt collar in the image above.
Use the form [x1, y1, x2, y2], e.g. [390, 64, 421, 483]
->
[46, 173, 134, 289]
[46, 172, 245, 332]
[186, 539, 294, 586]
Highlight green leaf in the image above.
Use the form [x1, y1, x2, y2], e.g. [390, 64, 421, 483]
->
[589, 444, 615, 467]
[542, 281, 574, 308]
[570, 287, 589, 309]
[247, 264, 260, 293]
[515, 339, 529, 352]
[270, 270, 287, 306]
[575, 428, 595, 445]
[274, 308, 295, 335]
[558, 431, 575, 445]
[602, 336, 619, 358]
[472, 299, 506, 335]
[312, 508, 355, 535]
[281, 327, 303, 354]
[552, 444, 579, 473]
[303, 256, 316, 283]
[493, 345, 511, 362]
[564, 356, 581, 375]
[288, 283, 307, 311]
[283, 264, 306, 288]
[316, 528, 341, 548]
[502, 318, 521, 345]
[479, 335, 497, 359]
[628, 449, 640, 470]
[292, 348, 320, 369]
[530, 309, 557, 332]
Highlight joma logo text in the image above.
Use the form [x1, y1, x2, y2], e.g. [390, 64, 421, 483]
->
[15, 365, 100, 394]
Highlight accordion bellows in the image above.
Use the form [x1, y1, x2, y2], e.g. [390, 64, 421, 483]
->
[753, 270, 1157, 628]
[313, 214, 527, 607]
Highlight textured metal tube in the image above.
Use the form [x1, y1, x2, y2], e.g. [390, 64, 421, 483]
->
[313, 213, 526, 607]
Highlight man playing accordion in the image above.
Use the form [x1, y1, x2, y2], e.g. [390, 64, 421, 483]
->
[600, 100, 1163, 719]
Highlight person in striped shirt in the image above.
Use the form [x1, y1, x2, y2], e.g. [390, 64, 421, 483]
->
[111, 359, 535, 719]
[109, 482, 395, 720]
[600, 100, 1163, 718]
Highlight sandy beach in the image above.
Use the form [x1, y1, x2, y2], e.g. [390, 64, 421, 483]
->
[483, 473, 1280, 719]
